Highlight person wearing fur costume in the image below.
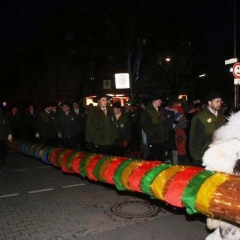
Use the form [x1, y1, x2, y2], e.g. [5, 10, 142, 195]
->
[203, 110, 240, 240]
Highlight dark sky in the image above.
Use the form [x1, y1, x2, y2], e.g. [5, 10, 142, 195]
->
[0, 1, 238, 53]
[0, 0, 239, 82]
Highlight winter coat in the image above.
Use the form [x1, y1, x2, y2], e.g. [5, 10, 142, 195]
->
[8, 112, 22, 131]
[163, 108, 177, 151]
[73, 108, 87, 133]
[114, 113, 131, 146]
[0, 112, 12, 141]
[86, 106, 118, 146]
[56, 110, 80, 138]
[35, 110, 57, 138]
[189, 107, 226, 160]
[140, 104, 168, 145]
[23, 111, 37, 128]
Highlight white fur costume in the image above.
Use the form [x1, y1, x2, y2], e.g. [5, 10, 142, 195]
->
[202, 111, 240, 240]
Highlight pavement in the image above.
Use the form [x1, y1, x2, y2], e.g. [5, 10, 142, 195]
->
[0, 151, 209, 240]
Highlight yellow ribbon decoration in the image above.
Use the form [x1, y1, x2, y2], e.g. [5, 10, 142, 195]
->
[195, 172, 229, 217]
[121, 161, 144, 190]
[98, 157, 114, 182]
[85, 154, 98, 173]
[151, 165, 184, 200]
[39, 147, 47, 159]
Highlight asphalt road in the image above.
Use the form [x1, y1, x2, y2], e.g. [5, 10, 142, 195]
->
[0, 152, 209, 240]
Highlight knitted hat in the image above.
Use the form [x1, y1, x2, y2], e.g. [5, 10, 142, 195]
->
[206, 91, 222, 101]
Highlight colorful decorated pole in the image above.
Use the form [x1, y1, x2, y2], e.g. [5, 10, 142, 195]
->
[8, 140, 240, 225]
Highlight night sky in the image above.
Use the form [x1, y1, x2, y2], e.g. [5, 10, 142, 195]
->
[0, 0, 239, 96]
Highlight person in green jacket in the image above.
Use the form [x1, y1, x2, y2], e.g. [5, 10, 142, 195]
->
[85, 93, 118, 155]
[140, 95, 168, 161]
[35, 102, 57, 146]
[189, 91, 227, 166]
[56, 101, 80, 150]
[112, 101, 131, 157]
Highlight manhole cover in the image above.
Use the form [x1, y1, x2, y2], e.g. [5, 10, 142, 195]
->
[111, 201, 160, 218]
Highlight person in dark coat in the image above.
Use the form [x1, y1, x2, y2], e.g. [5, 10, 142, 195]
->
[35, 102, 57, 146]
[112, 101, 131, 157]
[22, 104, 37, 142]
[85, 93, 118, 155]
[127, 105, 142, 157]
[162, 101, 177, 163]
[72, 101, 87, 151]
[56, 101, 80, 150]
[0, 108, 12, 168]
[140, 95, 168, 161]
[8, 106, 22, 140]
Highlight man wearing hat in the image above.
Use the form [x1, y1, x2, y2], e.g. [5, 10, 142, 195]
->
[112, 101, 131, 157]
[56, 101, 80, 149]
[85, 93, 118, 154]
[35, 102, 57, 146]
[140, 94, 168, 161]
[189, 91, 227, 166]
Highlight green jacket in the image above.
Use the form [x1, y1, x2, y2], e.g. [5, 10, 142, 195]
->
[86, 106, 118, 146]
[35, 110, 57, 138]
[114, 113, 131, 146]
[56, 110, 80, 138]
[140, 104, 168, 144]
[189, 107, 226, 161]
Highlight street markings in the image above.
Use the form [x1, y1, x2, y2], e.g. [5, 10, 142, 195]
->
[0, 193, 19, 198]
[62, 183, 85, 188]
[10, 168, 30, 172]
[28, 188, 54, 194]
[36, 166, 51, 169]
[0, 184, 84, 198]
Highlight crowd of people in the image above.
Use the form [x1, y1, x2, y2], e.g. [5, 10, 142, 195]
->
[0, 91, 238, 168]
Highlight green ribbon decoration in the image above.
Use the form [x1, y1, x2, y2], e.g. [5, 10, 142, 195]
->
[181, 170, 215, 215]
[140, 164, 171, 197]
[113, 159, 137, 191]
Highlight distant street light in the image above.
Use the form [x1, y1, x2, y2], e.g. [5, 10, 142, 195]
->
[199, 74, 206, 78]
[165, 58, 171, 62]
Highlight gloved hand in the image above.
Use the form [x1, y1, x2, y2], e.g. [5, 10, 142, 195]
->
[35, 133, 40, 138]
[7, 134, 12, 142]
[86, 142, 94, 152]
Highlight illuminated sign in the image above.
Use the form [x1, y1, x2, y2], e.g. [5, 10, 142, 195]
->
[115, 73, 130, 89]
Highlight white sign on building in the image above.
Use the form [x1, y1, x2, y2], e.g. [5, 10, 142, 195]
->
[115, 73, 130, 89]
